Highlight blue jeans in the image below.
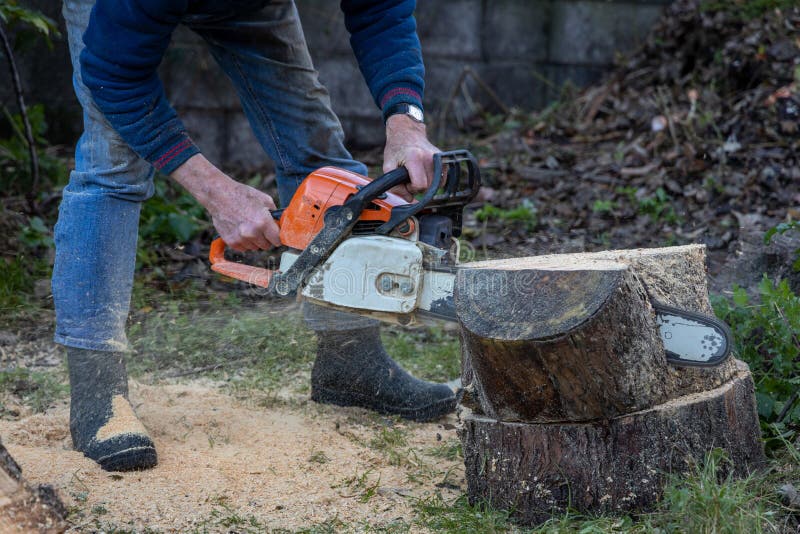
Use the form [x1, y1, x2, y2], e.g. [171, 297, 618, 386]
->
[54, 0, 376, 351]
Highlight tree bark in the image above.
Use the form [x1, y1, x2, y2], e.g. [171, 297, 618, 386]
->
[0, 439, 66, 533]
[455, 245, 764, 523]
[459, 363, 764, 523]
[456, 245, 737, 422]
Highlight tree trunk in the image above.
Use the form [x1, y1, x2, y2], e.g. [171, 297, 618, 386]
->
[455, 245, 764, 523]
[456, 244, 739, 422]
[0, 439, 66, 533]
[460, 363, 763, 523]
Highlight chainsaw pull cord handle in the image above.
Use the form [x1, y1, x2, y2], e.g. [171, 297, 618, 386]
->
[208, 209, 283, 289]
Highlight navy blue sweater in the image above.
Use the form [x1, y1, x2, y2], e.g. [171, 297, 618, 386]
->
[81, 0, 424, 174]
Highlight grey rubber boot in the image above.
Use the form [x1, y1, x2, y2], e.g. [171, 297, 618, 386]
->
[67, 348, 157, 471]
[311, 327, 457, 421]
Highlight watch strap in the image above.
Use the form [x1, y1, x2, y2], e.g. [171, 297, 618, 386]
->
[383, 102, 424, 124]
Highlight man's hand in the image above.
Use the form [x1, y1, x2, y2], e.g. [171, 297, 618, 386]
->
[171, 154, 281, 252]
[383, 114, 440, 201]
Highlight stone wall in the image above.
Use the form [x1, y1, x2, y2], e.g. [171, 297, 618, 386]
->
[2, 0, 670, 171]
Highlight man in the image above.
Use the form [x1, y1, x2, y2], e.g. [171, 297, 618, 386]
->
[54, 0, 456, 472]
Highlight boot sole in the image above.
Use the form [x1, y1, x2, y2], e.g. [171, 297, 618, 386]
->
[311, 387, 456, 422]
[97, 445, 158, 472]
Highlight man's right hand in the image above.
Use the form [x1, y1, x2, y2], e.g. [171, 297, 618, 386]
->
[171, 154, 281, 252]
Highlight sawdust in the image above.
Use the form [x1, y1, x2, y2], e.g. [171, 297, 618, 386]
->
[94, 395, 149, 442]
[0, 381, 462, 532]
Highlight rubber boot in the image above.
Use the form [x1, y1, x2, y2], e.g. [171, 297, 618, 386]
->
[67, 348, 157, 471]
[311, 327, 456, 421]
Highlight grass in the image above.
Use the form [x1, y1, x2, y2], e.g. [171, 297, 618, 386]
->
[126, 280, 461, 399]
[381, 326, 461, 384]
[369, 425, 412, 467]
[636, 187, 681, 225]
[410, 443, 799, 533]
[335, 468, 382, 503]
[653, 449, 777, 534]
[0, 254, 51, 313]
[427, 438, 463, 462]
[475, 199, 538, 232]
[413, 494, 513, 533]
[0, 366, 68, 414]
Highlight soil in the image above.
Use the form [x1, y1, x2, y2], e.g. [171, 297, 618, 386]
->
[440, 0, 800, 287]
[0, 381, 461, 532]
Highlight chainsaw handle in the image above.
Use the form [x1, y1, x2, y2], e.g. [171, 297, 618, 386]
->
[355, 167, 411, 201]
[208, 238, 276, 289]
[375, 151, 478, 235]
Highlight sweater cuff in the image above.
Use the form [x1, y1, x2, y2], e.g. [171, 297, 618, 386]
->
[151, 136, 201, 175]
[380, 85, 423, 120]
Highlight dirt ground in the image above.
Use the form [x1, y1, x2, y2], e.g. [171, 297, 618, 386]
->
[0, 379, 462, 532]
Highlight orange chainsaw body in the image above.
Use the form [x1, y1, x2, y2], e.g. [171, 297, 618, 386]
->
[211, 150, 481, 290]
[278, 166, 407, 250]
[209, 166, 408, 288]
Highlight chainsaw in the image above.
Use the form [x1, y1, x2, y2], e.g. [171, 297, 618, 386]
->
[209, 150, 732, 367]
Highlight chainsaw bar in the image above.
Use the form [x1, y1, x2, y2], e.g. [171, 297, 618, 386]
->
[652, 301, 732, 367]
[415, 270, 732, 367]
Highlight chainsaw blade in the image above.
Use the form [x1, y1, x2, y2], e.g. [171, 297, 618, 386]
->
[415, 270, 732, 367]
[652, 301, 732, 367]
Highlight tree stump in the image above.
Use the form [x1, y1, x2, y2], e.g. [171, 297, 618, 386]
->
[0, 439, 66, 533]
[455, 245, 764, 523]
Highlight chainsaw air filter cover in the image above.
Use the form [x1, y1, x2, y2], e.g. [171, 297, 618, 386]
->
[278, 167, 406, 251]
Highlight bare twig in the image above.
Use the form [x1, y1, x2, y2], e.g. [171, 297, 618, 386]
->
[435, 66, 511, 143]
[464, 66, 510, 115]
[435, 67, 469, 144]
[0, 19, 40, 214]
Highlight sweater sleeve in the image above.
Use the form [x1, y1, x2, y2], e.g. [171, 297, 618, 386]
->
[340, 0, 424, 118]
[80, 0, 200, 174]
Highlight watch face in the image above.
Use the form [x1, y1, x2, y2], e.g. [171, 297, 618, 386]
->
[408, 105, 424, 122]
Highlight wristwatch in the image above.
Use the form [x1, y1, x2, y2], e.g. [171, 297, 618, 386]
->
[383, 103, 424, 124]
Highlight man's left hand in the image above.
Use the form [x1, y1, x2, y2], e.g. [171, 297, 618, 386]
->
[383, 114, 440, 201]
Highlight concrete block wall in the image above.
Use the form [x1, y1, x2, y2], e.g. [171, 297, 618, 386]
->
[2, 0, 671, 172]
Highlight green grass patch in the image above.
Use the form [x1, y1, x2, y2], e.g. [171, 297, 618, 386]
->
[636, 187, 681, 225]
[413, 493, 513, 533]
[654, 448, 779, 534]
[413, 446, 797, 533]
[127, 299, 316, 397]
[368, 425, 411, 467]
[334, 468, 382, 503]
[0, 366, 68, 414]
[475, 199, 538, 232]
[427, 438, 463, 462]
[381, 326, 460, 383]
[128, 286, 460, 401]
[0, 254, 51, 312]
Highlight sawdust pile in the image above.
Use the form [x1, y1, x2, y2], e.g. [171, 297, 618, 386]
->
[468, 0, 799, 260]
[0, 382, 460, 532]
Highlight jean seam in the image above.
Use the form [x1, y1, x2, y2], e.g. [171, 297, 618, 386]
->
[54, 332, 130, 352]
[228, 53, 292, 174]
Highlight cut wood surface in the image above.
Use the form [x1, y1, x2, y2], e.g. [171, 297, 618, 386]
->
[456, 245, 737, 422]
[0, 439, 66, 533]
[459, 363, 765, 523]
